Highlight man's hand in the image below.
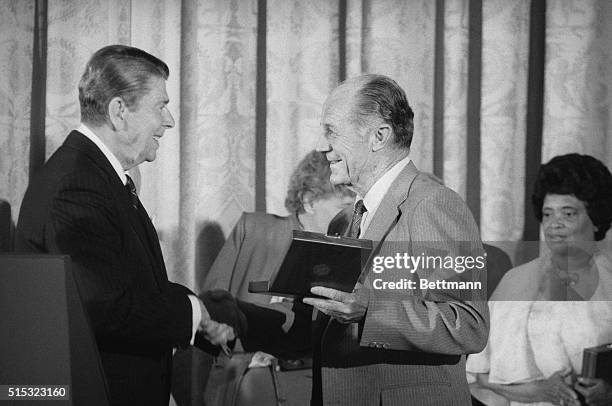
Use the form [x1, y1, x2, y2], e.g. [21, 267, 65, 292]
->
[302, 285, 368, 324]
[197, 297, 235, 345]
[575, 377, 612, 406]
[199, 317, 235, 346]
[199, 289, 247, 337]
[539, 368, 580, 406]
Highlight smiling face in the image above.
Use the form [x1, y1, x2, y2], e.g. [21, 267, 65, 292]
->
[118, 76, 175, 169]
[316, 89, 374, 194]
[542, 194, 597, 255]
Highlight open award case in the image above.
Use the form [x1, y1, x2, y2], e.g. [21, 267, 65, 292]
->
[248, 230, 373, 299]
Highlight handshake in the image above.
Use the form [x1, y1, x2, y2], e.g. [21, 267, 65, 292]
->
[193, 290, 310, 358]
[195, 290, 248, 354]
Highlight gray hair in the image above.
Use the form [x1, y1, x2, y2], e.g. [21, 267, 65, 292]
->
[345, 74, 414, 149]
[78, 45, 169, 126]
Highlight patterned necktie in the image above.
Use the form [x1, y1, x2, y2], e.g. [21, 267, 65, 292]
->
[348, 199, 367, 238]
[125, 175, 139, 209]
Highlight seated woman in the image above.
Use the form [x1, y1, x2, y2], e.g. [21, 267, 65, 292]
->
[467, 153, 612, 406]
[201, 150, 353, 405]
[202, 150, 353, 329]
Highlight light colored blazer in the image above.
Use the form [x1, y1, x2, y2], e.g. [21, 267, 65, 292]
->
[316, 161, 489, 406]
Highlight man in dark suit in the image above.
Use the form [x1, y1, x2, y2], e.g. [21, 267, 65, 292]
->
[303, 74, 489, 405]
[15, 45, 243, 406]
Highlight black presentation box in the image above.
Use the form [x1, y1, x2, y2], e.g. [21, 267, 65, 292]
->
[248, 230, 373, 299]
[582, 342, 612, 384]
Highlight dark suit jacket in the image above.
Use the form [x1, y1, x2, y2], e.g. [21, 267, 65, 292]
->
[313, 161, 489, 406]
[16, 131, 195, 406]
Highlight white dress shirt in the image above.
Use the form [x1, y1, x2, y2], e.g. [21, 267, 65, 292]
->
[78, 124, 127, 185]
[357, 154, 412, 237]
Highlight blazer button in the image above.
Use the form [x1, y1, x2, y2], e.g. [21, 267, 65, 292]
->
[369, 342, 377, 348]
[382, 343, 390, 349]
[376, 343, 383, 349]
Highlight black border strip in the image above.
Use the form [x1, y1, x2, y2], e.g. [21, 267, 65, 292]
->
[29, 0, 48, 181]
[338, 0, 347, 82]
[255, 0, 267, 212]
[466, 0, 482, 225]
[433, 0, 445, 180]
[522, 0, 546, 243]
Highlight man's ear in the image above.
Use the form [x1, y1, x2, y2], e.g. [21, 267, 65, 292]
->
[372, 123, 392, 152]
[108, 97, 127, 130]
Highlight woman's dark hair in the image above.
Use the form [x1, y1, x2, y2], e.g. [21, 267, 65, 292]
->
[532, 153, 612, 241]
[285, 150, 353, 215]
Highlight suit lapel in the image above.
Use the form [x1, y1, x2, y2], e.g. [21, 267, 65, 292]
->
[134, 202, 168, 282]
[320, 162, 421, 334]
[362, 161, 419, 243]
[128, 200, 167, 289]
[64, 131, 166, 290]
[324, 162, 421, 285]
[356, 161, 419, 285]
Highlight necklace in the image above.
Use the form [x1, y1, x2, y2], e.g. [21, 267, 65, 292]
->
[557, 269, 580, 287]
[545, 253, 600, 300]
[550, 254, 595, 288]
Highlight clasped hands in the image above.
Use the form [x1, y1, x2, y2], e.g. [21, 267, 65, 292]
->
[197, 290, 248, 349]
[574, 376, 612, 406]
[302, 284, 369, 324]
[198, 308, 235, 346]
[543, 368, 612, 406]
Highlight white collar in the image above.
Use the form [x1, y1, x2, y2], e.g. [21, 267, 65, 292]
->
[78, 123, 127, 185]
[358, 155, 412, 234]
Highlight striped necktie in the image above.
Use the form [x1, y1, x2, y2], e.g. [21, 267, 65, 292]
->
[348, 199, 367, 238]
[125, 175, 139, 209]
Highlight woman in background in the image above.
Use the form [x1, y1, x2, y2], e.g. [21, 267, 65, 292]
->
[202, 149, 353, 326]
[467, 153, 612, 406]
[201, 150, 354, 406]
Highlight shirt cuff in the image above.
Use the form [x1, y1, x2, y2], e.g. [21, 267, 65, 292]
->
[187, 295, 204, 346]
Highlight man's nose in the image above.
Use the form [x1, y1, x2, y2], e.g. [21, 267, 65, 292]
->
[162, 108, 175, 129]
[316, 134, 330, 152]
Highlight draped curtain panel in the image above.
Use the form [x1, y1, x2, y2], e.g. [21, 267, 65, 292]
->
[542, 0, 612, 162]
[45, 0, 132, 153]
[480, 0, 529, 243]
[442, 0, 469, 199]
[2, 0, 612, 290]
[176, 0, 257, 289]
[0, 2, 34, 226]
[350, 0, 437, 174]
[266, 0, 340, 215]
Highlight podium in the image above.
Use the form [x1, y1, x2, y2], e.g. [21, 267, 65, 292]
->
[0, 255, 109, 405]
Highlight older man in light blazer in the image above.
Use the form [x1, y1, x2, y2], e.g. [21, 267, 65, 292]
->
[303, 74, 489, 406]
